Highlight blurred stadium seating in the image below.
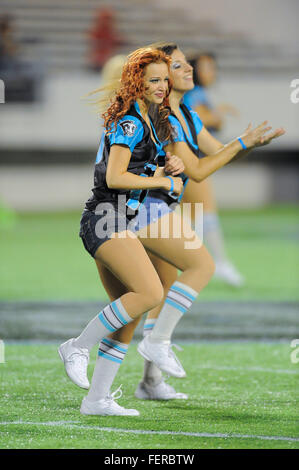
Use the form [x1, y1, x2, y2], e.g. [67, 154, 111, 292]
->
[0, 0, 298, 72]
[0, 0, 298, 211]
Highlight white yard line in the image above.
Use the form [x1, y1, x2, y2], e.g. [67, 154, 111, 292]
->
[0, 421, 298, 442]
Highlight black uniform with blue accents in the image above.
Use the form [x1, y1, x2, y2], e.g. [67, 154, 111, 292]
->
[79, 101, 164, 257]
[86, 101, 162, 210]
[169, 102, 204, 159]
[134, 103, 204, 231]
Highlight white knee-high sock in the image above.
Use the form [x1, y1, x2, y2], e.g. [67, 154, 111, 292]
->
[73, 298, 133, 351]
[150, 281, 198, 343]
[142, 319, 163, 386]
[87, 338, 128, 402]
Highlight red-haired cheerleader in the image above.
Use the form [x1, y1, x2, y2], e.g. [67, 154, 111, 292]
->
[59, 46, 284, 414]
[58, 47, 210, 416]
[90, 45, 284, 406]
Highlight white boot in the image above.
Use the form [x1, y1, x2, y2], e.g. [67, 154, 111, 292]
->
[138, 336, 186, 378]
[80, 386, 139, 416]
[214, 261, 245, 287]
[135, 379, 188, 400]
[58, 338, 90, 389]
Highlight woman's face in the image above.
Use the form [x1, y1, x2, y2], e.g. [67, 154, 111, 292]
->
[143, 62, 170, 105]
[196, 56, 217, 87]
[169, 48, 194, 92]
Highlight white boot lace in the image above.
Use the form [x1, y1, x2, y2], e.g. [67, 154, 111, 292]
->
[103, 385, 124, 412]
[108, 384, 123, 401]
[68, 350, 89, 371]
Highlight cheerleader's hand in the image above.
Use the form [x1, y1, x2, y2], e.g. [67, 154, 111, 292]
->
[256, 127, 286, 147]
[164, 152, 185, 176]
[240, 122, 286, 149]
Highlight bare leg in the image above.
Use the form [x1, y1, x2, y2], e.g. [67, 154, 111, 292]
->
[94, 232, 164, 318]
[95, 261, 141, 345]
[146, 252, 178, 321]
[138, 212, 215, 293]
[84, 261, 141, 403]
[96, 253, 188, 396]
[136, 212, 214, 377]
[76, 232, 164, 407]
[72, 232, 164, 352]
[182, 177, 217, 217]
[92, 216, 212, 393]
[59, 231, 164, 396]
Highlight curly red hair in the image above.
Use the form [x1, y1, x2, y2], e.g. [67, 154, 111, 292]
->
[103, 47, 173, 141]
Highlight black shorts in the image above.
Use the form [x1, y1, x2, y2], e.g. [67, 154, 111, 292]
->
[79, 206, 137, 258]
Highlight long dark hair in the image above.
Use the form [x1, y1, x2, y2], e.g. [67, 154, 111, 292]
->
[189, 52, 217, 86]
[150, 41, 178, 57]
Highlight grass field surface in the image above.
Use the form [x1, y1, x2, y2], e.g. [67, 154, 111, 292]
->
[0, 205, 298, 302]
[0, 205, 298, 450]
[0, 342, 298, 449]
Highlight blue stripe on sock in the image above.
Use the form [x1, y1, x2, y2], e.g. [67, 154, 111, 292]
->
[111, 301, 128, 326]
[165, 298, 187, 314]
[98, 312, 116, 332]
[171, 284, 196, 301]
[98, 351, 123, 364]
[144, 323, 155, 330]
[102, 338, 128, 354]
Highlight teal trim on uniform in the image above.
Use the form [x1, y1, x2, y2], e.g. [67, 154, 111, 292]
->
[95, 133, 105, 163]
[126, 198, 140, 210]
[134, 101, 142, 117]
[177, 177, 189, 202]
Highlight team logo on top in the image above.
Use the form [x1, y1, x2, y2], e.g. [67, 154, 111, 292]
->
[120, 120, 137, 137]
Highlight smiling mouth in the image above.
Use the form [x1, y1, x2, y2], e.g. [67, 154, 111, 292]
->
[155, 93, 164, 98]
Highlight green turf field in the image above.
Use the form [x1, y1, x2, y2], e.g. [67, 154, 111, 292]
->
[0, 205, 298, 449]
[0, 205, 298, 302]
[0, 342, 298, 449]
